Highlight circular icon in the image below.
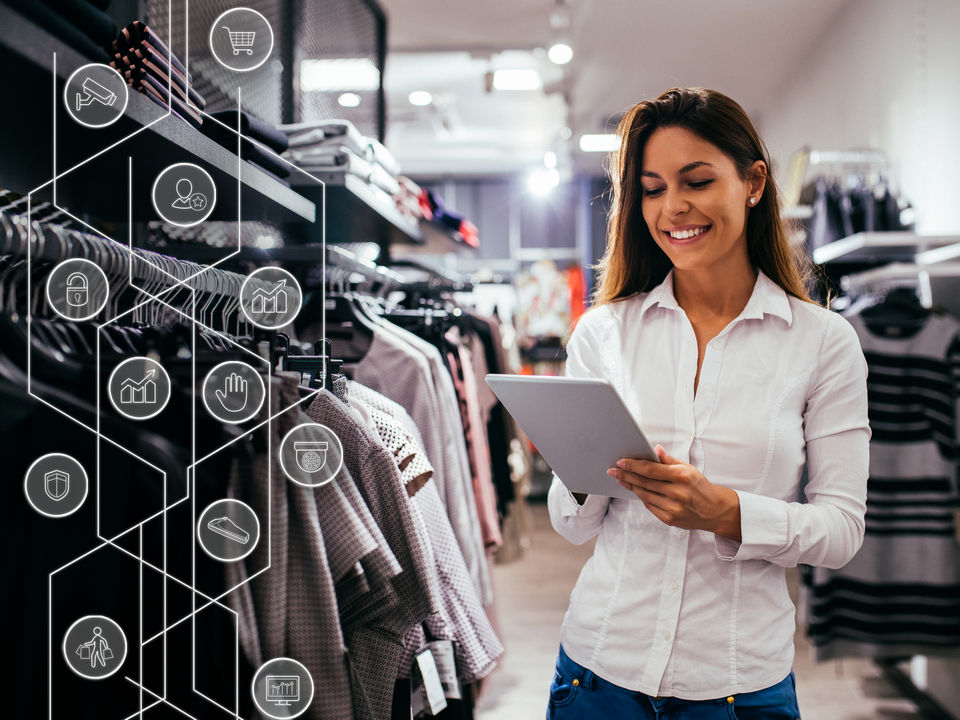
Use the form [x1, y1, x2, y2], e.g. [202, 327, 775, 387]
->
[201, 361, 266, 424]
[24, 453, 89, 518]
[252, 657, 314, 719]
[278, 423, 344, 488]
[152, 163, 217, 227]
[239, 267, 302, 329]
[46, 259, 110, 321]
[107, 357, 171, 420]
[63, 615, 127, 680]
[209, 8, 275, 73]
[197, 499, 260, 562]
[63, 63, 129, 128]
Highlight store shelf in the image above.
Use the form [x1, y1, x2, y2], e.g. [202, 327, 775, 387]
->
[0, 3, 316, 228]
[291, 172, 477, 256]
[292, 172, 422, 246]
[812, 232, 960, 264]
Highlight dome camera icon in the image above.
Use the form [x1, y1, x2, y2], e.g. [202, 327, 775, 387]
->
[294, 442, 328, 473]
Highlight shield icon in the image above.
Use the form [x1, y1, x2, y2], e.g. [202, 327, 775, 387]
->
[44, 470, 70, 501]
[294, 442, 328, 473]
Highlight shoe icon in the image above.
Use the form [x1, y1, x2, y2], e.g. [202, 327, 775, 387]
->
[206, 516, 250, 545]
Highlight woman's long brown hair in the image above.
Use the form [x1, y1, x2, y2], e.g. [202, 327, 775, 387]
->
[594, 87, 816, 307]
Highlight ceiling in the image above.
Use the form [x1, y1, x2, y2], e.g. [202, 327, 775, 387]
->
[377, 0, 850, 178]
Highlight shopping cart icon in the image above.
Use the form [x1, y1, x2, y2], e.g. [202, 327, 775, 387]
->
[222, 26, 256, 55]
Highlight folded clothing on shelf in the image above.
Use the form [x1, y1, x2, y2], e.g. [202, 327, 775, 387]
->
[208, 110, 289, 154]
[110, 20, 204, 125]
[44, 0, 117, 47]
[7, 0, 112, 61]
[285, 145, 400, 196]
[111, 42, 206, 110]
[201, 111, 291, 182]
[425, 189, 479, 248]
[280, 119, 400, 176]
[394, 175, 430, 223]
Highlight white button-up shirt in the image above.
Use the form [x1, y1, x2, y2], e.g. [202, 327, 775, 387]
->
[548, 268, 870, 700]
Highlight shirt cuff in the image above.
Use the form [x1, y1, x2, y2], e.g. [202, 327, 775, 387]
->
[715, 490, 789, 561]
[554, 479, 609, 519]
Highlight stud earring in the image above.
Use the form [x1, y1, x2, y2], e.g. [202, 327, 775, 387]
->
[749, 197, 758, 205]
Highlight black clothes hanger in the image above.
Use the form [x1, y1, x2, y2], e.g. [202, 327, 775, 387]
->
[272, 334, 343, 393]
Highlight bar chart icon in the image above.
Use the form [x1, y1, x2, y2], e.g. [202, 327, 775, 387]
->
[265, 675, 300, 706]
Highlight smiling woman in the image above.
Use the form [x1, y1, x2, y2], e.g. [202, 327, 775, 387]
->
[545, 87, 871, 720]
[595, 87, 812, 306]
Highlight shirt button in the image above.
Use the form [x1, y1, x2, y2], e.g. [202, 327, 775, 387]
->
[663, 631, 671, 641]
[671, 583, 679, 593]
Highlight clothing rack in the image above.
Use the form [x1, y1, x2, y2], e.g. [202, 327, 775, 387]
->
[0, 207, 275, 335]
[839, 262, 960, 306]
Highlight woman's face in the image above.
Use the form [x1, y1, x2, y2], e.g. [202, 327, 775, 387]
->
[639, 126, 762, 274]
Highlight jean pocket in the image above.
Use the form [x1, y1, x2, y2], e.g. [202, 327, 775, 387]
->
[548, 668, 581, 709]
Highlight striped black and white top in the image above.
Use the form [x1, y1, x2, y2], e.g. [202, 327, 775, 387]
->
[806, 309, 960, 660]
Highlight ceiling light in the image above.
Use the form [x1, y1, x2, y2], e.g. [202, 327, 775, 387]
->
[493, 69, 541, 91]
[579, 133, 621, 152]
[548, 43, 573, 65]
[300, 58, 380, 92]
[543, 150, 557, 169]
[337, 92, 361, 108]
[408, 90, 433, 106]
[527, 168, 560, 196]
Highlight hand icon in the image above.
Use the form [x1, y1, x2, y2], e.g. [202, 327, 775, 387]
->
[215, 372, 249, 413]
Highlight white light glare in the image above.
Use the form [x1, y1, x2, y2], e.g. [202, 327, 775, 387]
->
[548, 43, 573, 65]
[408, 90, 433, 106]
[300, 58, 381, 91]
[543, 151, 557, 169]
[338, 92, 361, 108]
[493, 69, 542, 91]
[254, 234, 279, 249]
[527, 168, 560, 196]
[579, 133, 621, 152]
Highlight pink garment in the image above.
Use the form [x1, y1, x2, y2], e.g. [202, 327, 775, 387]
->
[446, 330, 502, 551]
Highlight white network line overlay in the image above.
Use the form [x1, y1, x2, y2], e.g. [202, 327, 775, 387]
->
[28, 3, 328, 716]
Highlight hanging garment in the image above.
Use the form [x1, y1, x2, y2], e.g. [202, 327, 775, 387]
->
[349, 381, 505, 683]
[306, 389, 440, 720]
[226, 375, 356, 720]
[445, 327, 502, 552]
[347, 326, 493, 606]
[806, 310, 960, 660]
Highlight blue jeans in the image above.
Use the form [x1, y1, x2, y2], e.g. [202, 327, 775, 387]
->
[547, 646, 801, 719]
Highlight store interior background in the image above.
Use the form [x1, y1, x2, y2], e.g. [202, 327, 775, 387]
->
[370, 1, 960, 718]
[6, 0, 959, 716]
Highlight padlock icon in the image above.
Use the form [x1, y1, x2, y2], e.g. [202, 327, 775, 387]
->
[66, 272, 88, 307]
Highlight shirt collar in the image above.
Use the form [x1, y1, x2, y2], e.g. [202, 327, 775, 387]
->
[639, 267, 793, 326]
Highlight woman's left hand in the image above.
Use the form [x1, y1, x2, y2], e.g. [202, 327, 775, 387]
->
[608, 445, 742, 541]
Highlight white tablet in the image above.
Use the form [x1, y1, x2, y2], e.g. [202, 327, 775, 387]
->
[485, 374, 659, 500]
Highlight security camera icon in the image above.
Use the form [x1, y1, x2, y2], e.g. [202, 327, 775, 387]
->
[76, 77, 117, 111]
[294, 442, 328, 473]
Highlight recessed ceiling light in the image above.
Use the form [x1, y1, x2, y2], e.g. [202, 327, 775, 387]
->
[493, 69, 541, 91]
[548, 43, 573, 65]
[338, 92, 361, 108]
[527, 168, 560, 196]
[579, 133, 621, 152]
[408, 90, 433, 106]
